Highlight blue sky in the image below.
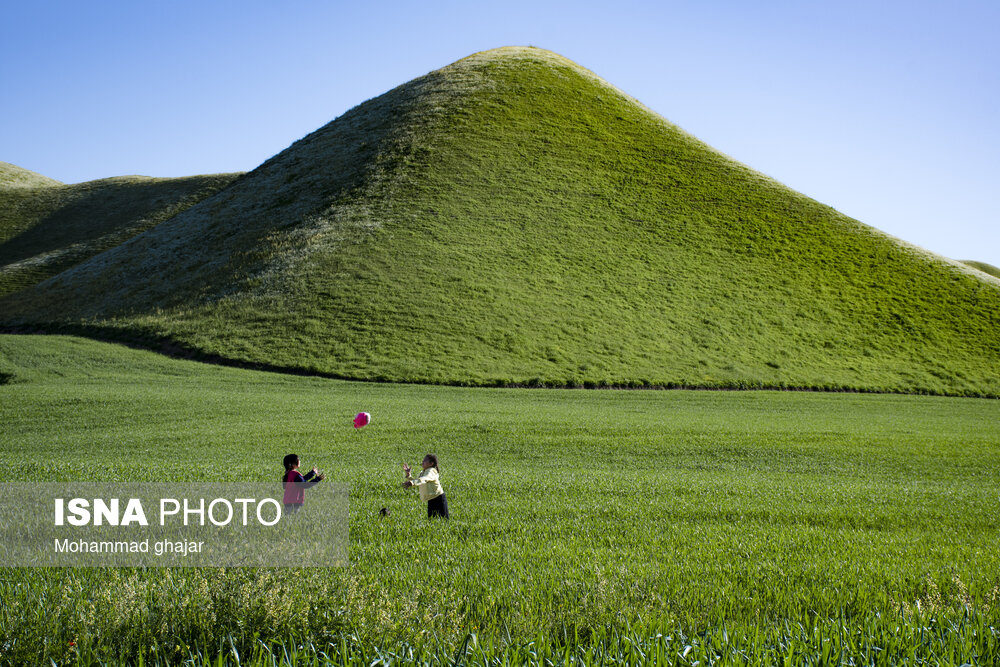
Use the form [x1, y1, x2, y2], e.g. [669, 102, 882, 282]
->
[3, 0, 997, 266]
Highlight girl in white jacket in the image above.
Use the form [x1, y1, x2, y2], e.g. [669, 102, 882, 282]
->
[403, 454, 449, 519]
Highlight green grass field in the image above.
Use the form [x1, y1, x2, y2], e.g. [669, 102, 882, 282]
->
[2, 334, 999, 665]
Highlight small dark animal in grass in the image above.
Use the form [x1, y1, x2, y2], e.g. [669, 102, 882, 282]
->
[379, 507, 390, 517]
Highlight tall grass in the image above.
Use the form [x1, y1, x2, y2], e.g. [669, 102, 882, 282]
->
[14, 612, 1000, 665]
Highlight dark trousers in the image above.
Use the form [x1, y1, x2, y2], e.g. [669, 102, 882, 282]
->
[427, 493, 449, 519]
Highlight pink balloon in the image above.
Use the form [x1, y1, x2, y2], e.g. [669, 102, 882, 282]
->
[353, 412, 371, 429]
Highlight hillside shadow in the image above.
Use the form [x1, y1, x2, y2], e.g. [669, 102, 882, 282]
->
[0, 177, 232, 268]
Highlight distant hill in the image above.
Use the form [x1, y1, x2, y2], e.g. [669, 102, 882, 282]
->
[2, 47, 998, 395]
[0, 161, 62, 188]
[959, 260, 1000, 280]
[0, 172, 240, 297]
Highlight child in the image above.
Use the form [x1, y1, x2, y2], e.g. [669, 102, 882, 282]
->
[282, 453, 325, 514]
[402, 454, 449, 519]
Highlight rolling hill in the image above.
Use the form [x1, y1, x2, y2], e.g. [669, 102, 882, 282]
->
[0, 161, 63, 188]
[0, 170, 240, 297]
[1, 47, 998, 395]
[960, 260, 1000, 280]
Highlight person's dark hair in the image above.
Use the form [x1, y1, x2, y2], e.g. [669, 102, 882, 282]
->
[282, 454, 299, 482]
[424, 454, 439, 471]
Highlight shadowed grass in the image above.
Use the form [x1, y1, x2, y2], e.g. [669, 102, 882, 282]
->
[0, 171, 239, 297]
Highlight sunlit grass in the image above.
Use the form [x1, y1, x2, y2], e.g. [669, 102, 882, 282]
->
[2, 334, 999, 664]
[960, 259, 1000, 280]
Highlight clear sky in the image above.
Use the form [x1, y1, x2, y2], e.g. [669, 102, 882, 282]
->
[3, 0, 997, 266]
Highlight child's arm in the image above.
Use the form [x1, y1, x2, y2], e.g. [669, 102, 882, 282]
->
[291, 470, 323, 490]
[403, 468, 423, 489]
[402, 463, 417, 484]
[404, 469, 436, 488]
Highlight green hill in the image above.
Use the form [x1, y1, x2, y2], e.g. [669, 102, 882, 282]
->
[0, 161, 63, 188]
[1, 47, 998, 395]
[960, 260, 1000, 280]
[0, 171, 240, 297]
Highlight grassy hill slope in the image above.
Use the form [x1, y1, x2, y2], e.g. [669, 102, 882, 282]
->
[2, 47, 998, 395]
[0, 161, 62, 188]
[0, 171, 240, 297]
[960, 260, 1000, 280]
